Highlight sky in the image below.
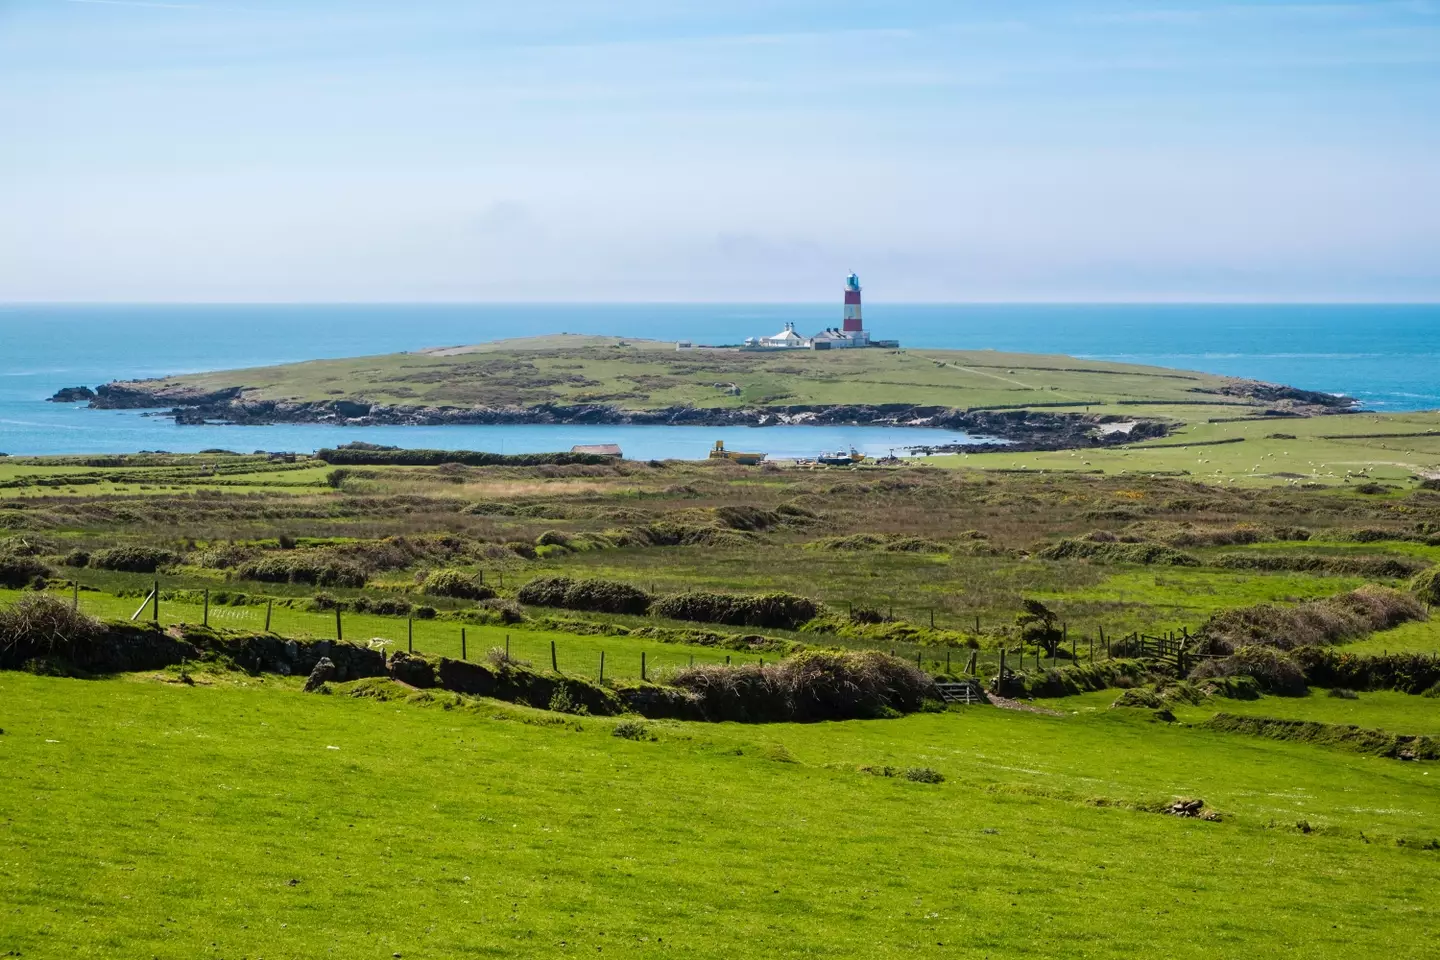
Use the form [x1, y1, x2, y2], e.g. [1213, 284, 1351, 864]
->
[0, 0, 1438, 303]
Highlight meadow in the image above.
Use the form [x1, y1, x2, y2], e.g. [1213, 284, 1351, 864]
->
[2, 670, 1438, 959]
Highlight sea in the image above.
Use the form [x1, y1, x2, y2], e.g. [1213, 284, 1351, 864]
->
[1, 303, 1436, 459]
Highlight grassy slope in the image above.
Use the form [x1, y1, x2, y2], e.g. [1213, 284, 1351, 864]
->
[1043, 687, 1440, 736]
[933, 408, 1440, 485]
[113, 335, 1256, 411]
[2, 672, 1438, 959]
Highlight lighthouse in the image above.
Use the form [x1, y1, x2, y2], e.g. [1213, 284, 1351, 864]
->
[843, 272, 863, 333]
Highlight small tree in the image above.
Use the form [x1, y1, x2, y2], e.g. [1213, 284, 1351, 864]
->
[1015, 598, 1063, 657]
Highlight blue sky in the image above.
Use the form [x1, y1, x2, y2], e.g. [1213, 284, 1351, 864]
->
[1, 0, 1437, 302]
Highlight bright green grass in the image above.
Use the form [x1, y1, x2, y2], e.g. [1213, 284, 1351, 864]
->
[928, 410, 1440, 486]
[1038, 688, 1440, 737]
[105, 336, 1257, 412]
[1341, 619, 1440, 656]
[2, 673, 1438, 959]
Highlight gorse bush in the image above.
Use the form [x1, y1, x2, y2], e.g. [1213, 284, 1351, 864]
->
[612, 718, 654, 741]
[652, 591, 821, 631]
[1412, 567, 1440, 606]
[90, 545, 178, 573]
[667, 650, 933, 722]
[1190, 646, 1308, 696]
[1195, 586, 1425, 654]
[0, 594, 102, 661]
[516, 576, 653, 615]
[0, 554, 51, 589]
[420, 569, 495, 601]
[236, 553, 367, 588]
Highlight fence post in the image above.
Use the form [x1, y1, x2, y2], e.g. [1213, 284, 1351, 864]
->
[152, 580, 159, 622]
[946, 650, 951, 674]
[461, 628, 467, 661]
[725, 655, 731, 665]
[550, 640, 558, 672]
[407, 618, 413, 653]
[974, 614, 980, 633]
[641, 652, 647, 682]
[336, 607, 343, 642]
[998, 648, 1007, 696]
[1099, 624, 1106, 658]
[930, 608, 935, 629]
[505, 634, 510, 659]
[265, 599, 273, 632]
[689, 654, 694, 667]
[72, 580, 79, 611]
[599, 650, 605, 683]
[1071, 633, 1076, 662]
[203, 588, 210, 627]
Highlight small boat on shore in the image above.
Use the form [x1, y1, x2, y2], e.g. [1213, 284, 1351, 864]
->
[816, 446, 865, 466]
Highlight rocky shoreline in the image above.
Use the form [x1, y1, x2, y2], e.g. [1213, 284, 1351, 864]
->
[46, 377, 1354, 454]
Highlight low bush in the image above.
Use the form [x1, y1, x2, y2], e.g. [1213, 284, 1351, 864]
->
[0, 594, 102, 661]
[517, 576, 653, 615]
[421, 569, 495, 601]
[1214, 553, 1426, 578]
[612, 718, 655, 741]
[652, 591, 822, 631]
[1012, 659, 1150, 698]
[90, 545, 178, 573]
[60, 549, 90, 569]
[1190, 646, 1308, 696]
[1412, 567, 1440, 606]
[236, 553, 367, 588]
[1035, 538, 1200, 566]
[665, 650, 933, 722]
[0, 554, 51, 588]
[1195, 586, 1425, 654]
[903, 767, 945, 784]
[1292, 647, 1440, 694]
[351, 596, 413, 616]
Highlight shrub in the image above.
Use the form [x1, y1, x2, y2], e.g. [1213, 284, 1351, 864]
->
[1195, 586, 1425, 654]
[1327, 687, 1359, 699]
[902, 767, 945, 784]
[1190, 646, 1308, 696]
[420, 569, 495, 601]
[236, 553, 366, 588]
[1015, 598, 1063, 657]
[516, 576, 653, 615]
[535, 530, 571, 548]
[0, 594, 102, 660]
[1412, 567, 1440, 606]
[612, 718, 654, 740]
[1292, 647, 1440, 694]
[60, 549, 90, 569]
[90, 545, 178, 573]
[652, 591, 821, 631]
[1035, 538, 1200, 566]
[0, 554, 51, 589]
[351, 596, 412, 616]
[476, 598, 526, 624]
[1214, 553, 1425, 578]
[666, 650, 933, 722]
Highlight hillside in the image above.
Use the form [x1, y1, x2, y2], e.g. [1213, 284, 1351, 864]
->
[69, 335, 1348, 436]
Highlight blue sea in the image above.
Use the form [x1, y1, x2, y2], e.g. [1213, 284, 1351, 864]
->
[2, 303, 1437, 457]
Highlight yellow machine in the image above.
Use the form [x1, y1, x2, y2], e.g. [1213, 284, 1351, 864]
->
[708, 440, 767, 466]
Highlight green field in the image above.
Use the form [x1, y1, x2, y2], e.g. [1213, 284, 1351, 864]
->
[3, 671, 1438, 959]
[98, 335, 1269, 412]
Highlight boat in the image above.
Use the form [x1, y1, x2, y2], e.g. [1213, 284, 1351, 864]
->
[708, 440, 767, 465]
[817, 446, 865, 466]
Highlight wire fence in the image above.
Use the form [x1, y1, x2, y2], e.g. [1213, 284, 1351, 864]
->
[5, 584, 1150, 684]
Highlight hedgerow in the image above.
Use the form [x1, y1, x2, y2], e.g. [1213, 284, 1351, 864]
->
[1195, 586, 1425, 654]
[316, 447, 612, 467]
[1035, 538, 1200, 566]
[236, 553, 367, 588]
[420, 569, 495, 601]
[652, 591, 822, 631]
[516, 576, 653, 615]
[90, 545, 179, 574]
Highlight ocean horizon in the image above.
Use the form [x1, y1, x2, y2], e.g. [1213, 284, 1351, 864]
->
[3, 302, 1438, 456]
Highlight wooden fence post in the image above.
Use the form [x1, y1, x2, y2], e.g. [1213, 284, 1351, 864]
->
[505, 634, 510, 659]
[336, 607, 343, 642]
[152, 580, 159, 622]
[974, 614, 980, 633]
[203, 588, 210, 627]
[599, 651, 605, 683]
[265, 599, 273, 632]
[998, 648, 1007, 696]
[930, 608, 935, 629]
[461, 628, 467, 661]
[725, 655, 731, 665]
[641, 652, 647, 682]
[551, 640, 558, 672]
[946, 650, 951, 674]
[72, 580, 79, 612]
[407, 617, 413, 652]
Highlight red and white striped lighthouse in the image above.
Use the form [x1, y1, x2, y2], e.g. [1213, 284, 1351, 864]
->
[843, 272, 863, 332]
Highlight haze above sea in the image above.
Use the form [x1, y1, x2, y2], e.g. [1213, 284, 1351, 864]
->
[2, 303, 1437, 458]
